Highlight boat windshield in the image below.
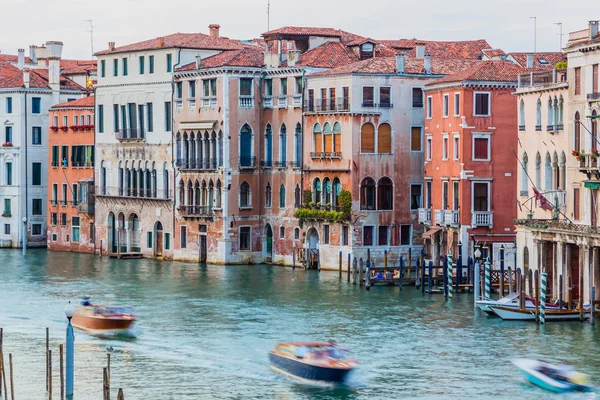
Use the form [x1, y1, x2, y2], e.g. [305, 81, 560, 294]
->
[309, 347, 349, 360]
[98, 307, 133, 315]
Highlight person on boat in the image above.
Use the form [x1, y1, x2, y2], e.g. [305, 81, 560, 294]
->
[81, 297, 92, 306]
[376, 272, 383, 279]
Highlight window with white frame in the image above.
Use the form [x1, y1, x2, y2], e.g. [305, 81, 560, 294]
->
[400, 225, 412, 245]
[323, 225, 329, 244]
[426, 135, 432, 160]
[279, 226, 285, 239]
[453, 135, 460, 160]
[410, 184, 422, 210]
[474, 92, 491, 116]
[454, 93, 460, 116]
[426, 96, 432, 118]
[363, 226, 374, 246]
[239, 226, 251, 250]
[452, 180, 460, 210]
[472, 134, 491, 161]
[72, 216, 80, 242]
[442, 180, 449, 210]
[425, 180, 432, 208]
[442, 135, 449, 160]
[472, 182, 490, 212]
[443, 94, 449, 117]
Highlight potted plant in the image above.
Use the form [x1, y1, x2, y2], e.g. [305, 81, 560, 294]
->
[60, 126, 68, 132]
[2, 142, 13, 147]
[50, 126, 59, 132]
[70, 125, 79, 131]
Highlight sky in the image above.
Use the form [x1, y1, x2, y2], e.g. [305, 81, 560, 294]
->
[0, 0, 592, 60]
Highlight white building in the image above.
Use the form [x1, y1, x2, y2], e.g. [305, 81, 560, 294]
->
[0, 41, 86, 247]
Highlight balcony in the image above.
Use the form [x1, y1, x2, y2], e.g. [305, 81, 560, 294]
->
[178, 205, 214, 218]
[472, 211, 493, 227]
[238, 156, 256, 169]
[115, 128, 144, 141]
[273, 161, 287, 169]
[361, 101, 375, 108]
[444, 210, 459, 226]
[277, 95, 288, 108]
[542, 190, 567, 208]
[239, 96, 254, 108]
[535, 125, 542, 131]
[556, 124, 564, 131]
[288, 160, 302, 169]
[578, 153, 600, 175]
[187, 98, 196, 110]
[588, 92, 600, 101]
[310, 152, 342, 160]
[546, 125, 555, 132]
[72, 161, 94, 168]
[264, 96, 273, 109]
[201, 97, 217, 107]
[174, 98, 183, 109]
[303, 97, 350, 113]
[176, 158, 218, 171]
[418, 208, 432, 224]
[517, 68, 567, 88]
[261, 160, 273, 169]
[379, 102, 393, 109]
[519, 125, 526, 131]
[96, 186, 170, 200]
[434, 209, 444, 225]
[77, 201, 94, 214]
[50, 199, 58, 206]
[292, 94, 302, 108]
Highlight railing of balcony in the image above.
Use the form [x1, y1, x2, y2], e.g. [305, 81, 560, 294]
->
[288, 160, 302, 169]
[418, 208, 432, 224]
[277, 95, 288, 108]
[72, 161, 94, 168]
[176, 158, 218, 170]
[50, 199, 58, 206]
[239, 96, 254, 108]
[178, 205, 214, 217]
[238, 156, 256, 168]
[304, 97, 350, 113]
[261, 160, 273, 168]
[96, 186, 170, 200]
[519, 125, 526, 131]
[115, 129, 144, 141]
[273, 161, 287, 169]
[292, 94, 302, 108]
[518, 68, 567, 88]
[434, 209, 444, 225]
[264, 96, 273, 109]
[444, 210, 459, 226]
[547, 125, 555, 132]
[472, 211, 493, 227]
[310, 152, 342, 159]
[587, 92, 600, 101]
[201, 97, 217, 107]
[535, 125, 542, 131]
[578, 153, 600, 171]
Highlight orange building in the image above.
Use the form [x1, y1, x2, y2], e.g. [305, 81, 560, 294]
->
[420, 61, 522, 266]
[48, 96, 95, 252]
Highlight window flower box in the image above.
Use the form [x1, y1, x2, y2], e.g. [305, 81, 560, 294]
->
[60, 126, 68, 132]
[2, 142, 13, 147]
[2, 213, 11, 217]
[70, 125, 79, 131]
[50, 126, 59, 132]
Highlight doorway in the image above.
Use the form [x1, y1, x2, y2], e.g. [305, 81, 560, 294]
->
[265, 224, 273, 262]
[199, 235, 207, 263]
[306, 228, 319, 269]
[154, 221, 163, 257]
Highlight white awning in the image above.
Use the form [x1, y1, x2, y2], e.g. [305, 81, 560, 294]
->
[179, 120, 218, 131]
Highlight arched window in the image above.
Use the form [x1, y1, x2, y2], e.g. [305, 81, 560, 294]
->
[210, 132, 217, 169]
[558, 97, 564, 126]
[378, 123, 391, 153]
[519, 100, 525, 127]
[294, 227, 300, 240]
[163, 164, 169, 199]
[313, 178, 321, 205]
[216, 180, 222, 208]
[208, 180, 214, 212]
[360, 177, 376, 210]
[332, 178, 341, 207]
[264, 123, 272, 166]
[547, 98, 553, 128]
[377, 177, 393, 210]
[178, 179, 185, 206]
[333, 122, 341, 154]
[294, 184, 301, 208]
[560, 152, 566, 190]
[313, 123, 322, 154]
[194, 180, 200, 206]
[279, 184, 286, 208]
[523, 247, 530, 274]
[592, 110, 598, 151]
[218, 131, 223, 167]
[552, 152, 559, 191]
[323, 178, 331, 206]
[240, 124, 253, 167]
[553, 97, 559, 127]
[265, 183, 272, 208]
[535, 152, 541, 189]
[201, 180, 207, 206]
[280, 123, 287, 164]
[536, 99, 542, 128]
[176, 132, 182, 166]
[574, 112, 581, 152]
[279, 226, 285, 239]
[545, 152, 552, 190]
[323, 122, 332, 154]
[361, 122, 375, 153]
[521, 153, 528, 195]
[294, 123, 302, 165]
[240, 181, 251, 208]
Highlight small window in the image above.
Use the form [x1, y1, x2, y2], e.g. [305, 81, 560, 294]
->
[51, 213, 57, 225]
[5, 126, 12, 143]
[294, 227, 300, 240]
[6, 97, 12, 114]
[147, 103, 153, 132]
[240, 78, 253, 96]
[426, 96, 432, 118]
[363, 226, 374, 246]
[32, 97, 41, 114]
[453, 136, 460, 160]
[4, 224, 10, 235]
[146, 232, 153, 248]
[100, 60, 106, 77]
[32, 163, 42, 185]
[473, 136, 490, 161]
[63, 115, 68, 127]
[400, 225, 412, 245]
[122, 57, 128, 76]
[32, 127, 42, 145]
[52, 233, 57, 241]
[412, 88, 423, 108]
[410, 184, 422, 210]
[342, 226, 349, 246]
[149, 55, 155, 74]
[443, 94, 449, 117]
[5, 162, 11, 185]
[113, 59, 118, 76]
[473, 182, 489, 212]
[454, 93, 460, 116]
[378, 226, 389, 246]
[280, 78, 288, 95]
[265, 79, 273, 97]
[574, 188, 580, 220]
[164, 102, 172, 131]
[279, 226, 285, 239]
[188, 81, 196, 98]
[380, 87, 391, 107]
[72, 216, 80, 242]
[323, 225, 330, 244]
[175, 82, 183, 99]
[199, 224, 207, 233]
[426, 136, 432, 160]
[3, 199, 10, 215]
[474, 92, 490, 116]
[32, 199, 42, 215]
[164, 232, 171, 250]
[60, 213, 67, 226]
[411, 127, 422, 152]
[166, 54, 173, 73]
[139, 56, 145, 75]
[362, 87, 374, 107]
[539, 58, 548, 65]
[32, 224, 42, 236]
[180, 226, 187, 249]
[239, 227, 251, 251]
[442, 136, 449, 160]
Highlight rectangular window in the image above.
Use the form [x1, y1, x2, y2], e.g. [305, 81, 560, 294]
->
[164, 102, 171, 131]
[240, 78, 252, 96]
[293, 77, 301, 94]
[164, 232, 171, 250]
[74, 115, 78, 126]
[113, 59, 118, 76]
[52, 233, 57, 241]
[574, 188, 580, 220]
[574, 67, 581, 95]
[113, 104, 119, 132]
[411, 127, 422, 152]
[32, 163, 41, 185]
[180, 226, 187, 248]
[442, 136, 449, 160]
[5, 162, 11, 185]
[32, 198, 42, 215]
[400, 225, 412, 246]
[139, 56, 145, 74]
[410, 184, 422, 210]
[72, 216, 80, 242]
[342, 225, 349, 246]
[149, 55, 155, 73]
[426, 180, 432, 208]
[147, 103, 153, 132]
[5, 126, 12, 144]
[63, 116, 68, 126]
[6, 97, 13, 113]
[147, 232, 153, 248]
[61, 145, 69, 167]
[453, 136, 460, 160]
[3, 224, 9, 235]
[426, 96, 432, 118]
[100, 60, 106, 77]
[323, 225, 330, 245]
[443, 94, 449, 117]
[474, 92, 490, 116]
[426, 136, 432, 160]
[52, 184, 57, 204]
[175, 82, 183, 99]
[453, 181, 460, 210]
[363, 226, 374, 246]
[380, 87, 391, 107]
[72, 184, 78, 204]
[98, 105, 104, 133]
[32, 126, 42, 145]
[51, 212, 57, 225]
[62, 183, 68, 205]
[412, 88, 423, 108]
[188, 80, 196, 98]
[342, 87, 349, 109]
[265, 79, 273, 97]
[166, 54, 173, 73]
[239, 227, 251, 251]
[473, 136, 490, 160]
[378, 226, 389, 246]
[53, 115, 58, 127]
[32, 97, 41, 114]
[32, 224, 42, 236]
[122, 57, 128, 76]
[4, 199, 11, 215]
[473, 182, 489, 212]
[280, 78, 288, 95]
[594, 64, 599, 94]
[60, 213, 67, 226]
[454, 93, 460, 116]
[442, 181, 449, 210]
[362, 86, 374, 107]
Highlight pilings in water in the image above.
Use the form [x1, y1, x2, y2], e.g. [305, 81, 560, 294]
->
[474, 259, 480, 306]
[365, 259, 371, 291]
[448, 254, 453, 298]
[443, 256, 448, 297]
[540, 272, 547, 324]
[347, 254, 351, 283]
[508, 267, 513, 294]
[338, 251, 342, 280]
[428, 261, 433, 293]
[359, 258, 364, 287]
[499, 246, 505, 297]
[484, 258, 491, 301]
[352, 257, 358, 285]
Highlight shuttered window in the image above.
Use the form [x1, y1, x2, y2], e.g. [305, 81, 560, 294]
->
[362, 87, 374, 107]
[380, 87, 391, 107]
[474, 92, 490, 116]
[473, 137, 489, 160]
[333, 122, 341, 153]
[361, 123, 375, 153]
[378, 123, 391, 153]
[313, 124, 322, 153]
[574, 67, 581, 95]
[574, 188, 580, 220]
[323, 123, 332, 153]
[473, 183, 488, 212]
[321, 88, 327, 110]
[411, 127, 422, 151]
[412, 88, 423, 107]
[594, 64, 599, 93]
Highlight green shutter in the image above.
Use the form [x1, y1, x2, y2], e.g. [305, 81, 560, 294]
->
[147, 232, 153, 248]
[32, 163, 41, 186]
[164, 232, 170, 250]
[98, 105, 104, 133]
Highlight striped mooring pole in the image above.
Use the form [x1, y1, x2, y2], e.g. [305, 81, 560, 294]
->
[447, 253, 453, 298]
[540, 272, 547, 325]
[484, 257, 491, 300]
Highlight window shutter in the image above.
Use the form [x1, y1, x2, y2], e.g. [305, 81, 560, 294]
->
[474, 138, 488, 159]
[324, 133, 333, 153]
[574, 188, 580, 220]
[361, 123, 375, 153]
[378, 123, 391, 153]
[411, 127, 422, 151]
[314, 133, 323, 152]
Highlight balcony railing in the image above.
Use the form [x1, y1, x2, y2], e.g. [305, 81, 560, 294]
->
[96, 186, 171, 200]
[434, 209, 444, 225]
[444, 210, 459, 226]
[174, 98, 183, 109]
[588, 92, 600, 101]
[519, 125, 526, 131]
[546, 125, 555, 132]
[418, 208, 432, 224]
[535, 125, 542, 131]
[50, 199, 58, 206]
[578, 153, 600, 173]
[361, 101, 375, 108]
[304, 97, 350, 113]
[310, 152, 342, 160]
[541, 190, 567, 208]
[176, 158, 218, 171]
[72, 161, 94, 168]
[239, 96, 254, 108]
[261, 160, 273, 168]
[187, 98, 196, 110]
[472, 211, 493, 227]
[288, 160, 302, 169]
[379, 102, 393, 108]
[77, 201, 94, 214]
[277, 95, 288, 108]
[115, 128, 144, 141]
[518, 68, 567, 88]
[264, 96, 273, 109]
[292, 94, 302, 108]
[202, 97, 217, 107]
[178, 205, 214, 218]
[239, 156, 256, 169]
[556, 124, 564, 131]
[273, 161, 287, 169]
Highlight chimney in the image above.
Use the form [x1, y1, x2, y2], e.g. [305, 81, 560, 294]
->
[108, 42, 115, 52]
[17, 49, 25, 70]
[29, 45, 37, 64]
[416, 44, 426, 59]
[424, 54, 431, 74]
[288, 50, 301, 67]
[527, 53, 534, 68]
[396, 53, 405, 74]
[23, 68, 30, 88]
[195, 55, 202, 69]
[590, 20, 600, 40]
[33, 45, 48, 67]
[157, 37, 165, 47]
[45, 41, 63, 104]
[209, 24, 221, 39]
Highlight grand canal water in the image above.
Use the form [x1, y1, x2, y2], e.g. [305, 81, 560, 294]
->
[1, 249, 599, 399]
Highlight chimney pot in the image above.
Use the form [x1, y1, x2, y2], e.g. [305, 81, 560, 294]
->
[157, 37, 165, 47]
[108, 42, 115, 51]
[17, 49, 25, 70]
[590, 20, 600, 40]
[416, 44, 426, 59]
[527, 53, 534, 68]
[29, 45, 37, 63]
[196, 55, 202, 69]
[424, 54, 431, 74]
[209, 24, 221, 39]
[396, 53, 406, 74]
[23, 68, 30, 88]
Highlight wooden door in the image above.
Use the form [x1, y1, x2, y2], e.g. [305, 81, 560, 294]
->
[199, 235, 207, 263]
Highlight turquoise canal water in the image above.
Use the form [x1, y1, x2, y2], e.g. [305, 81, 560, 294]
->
[1, 249, 599, 399]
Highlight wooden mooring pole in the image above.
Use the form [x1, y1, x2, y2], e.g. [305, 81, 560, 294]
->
[365, 259, 371, 291]
[103, 367, 110, 400]
[419, 251, 424, 289]
[359, 258, 364, 287]
[347, 254, 351, 283]
[558, 275, 564, 310]
[0, 327, 3, 398]
[338, 251, 342, 280]
[508, 267, 513, 294]
[352, 257, 357, 285]
[499, 245, 505, 298]
[568, 275, 573, 310]
[60, 344, 64, 400]
[591, 286, 596, 325]
[49, 349, 53, 400]
[9, 353, 14, 400]
[46, 327, 49, 392]
[117, 388, 125, 400]
[407, 247, 412, 284]
[535, 270, 540, 322]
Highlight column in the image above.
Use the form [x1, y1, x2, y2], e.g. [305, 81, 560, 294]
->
[565, 244, 572, 305]
[584, 245, 591, 302]
[138, 169, 143, 197]
[593, 247, 599, 301]
[126, 224, 131, 253]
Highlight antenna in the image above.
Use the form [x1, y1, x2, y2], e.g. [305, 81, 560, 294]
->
[529, 16, 537, 53]
[84, 19, 95, 58]
[554, 22, 564, 50]
[267, 0, 270, 31]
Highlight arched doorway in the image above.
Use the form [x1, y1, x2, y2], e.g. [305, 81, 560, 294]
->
[306, 227, 320, 269]
[117, 213, 126, 253]
[108, 212, 116, 253]
[129, 214, 141, 253]
[154, 221, 163, 257]
[264, 224, 273, 262]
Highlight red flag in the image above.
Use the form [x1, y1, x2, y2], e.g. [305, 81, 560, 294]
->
[533, 187, 554, 211]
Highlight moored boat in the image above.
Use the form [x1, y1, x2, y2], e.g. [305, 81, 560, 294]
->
[490, 306, 589, 321]
[72, 298, 136, 334]
[512, 358, 593, 393]
[477, 293, 560, 315]
[269, 342, 357, 383]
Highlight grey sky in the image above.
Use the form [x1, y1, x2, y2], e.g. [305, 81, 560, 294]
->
[0, 0, 591, 60]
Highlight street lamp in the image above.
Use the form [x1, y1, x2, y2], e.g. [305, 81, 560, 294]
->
[22, 217, 27, 256]
[64, 301, 75, 400]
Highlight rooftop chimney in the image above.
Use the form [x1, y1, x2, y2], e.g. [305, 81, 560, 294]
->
[527, 53, 534, 68]
[209, 24, 221, 39]
[157, 37, 165, 47]
[196, 55, 202, 69]
[288, 50, 301, 67]
[45, 41, 63, 104]
[29, 45, 37, 64]
[23, 68, 30, 88]
[17, 49, 25, 70]
[108, 42, 115, 52]
[590, 20, 600, 40]
[416, 44, 426, 59]
[396, 53, 405, 74]
[424, 54, 431, 74]
[32, 45, 48, 67]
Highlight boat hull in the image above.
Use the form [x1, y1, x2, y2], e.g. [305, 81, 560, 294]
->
[512, 359, 593, 393]
[269, 352, 352, 383]
[72, 315, 135, 333]
[490, 306, 589, 321]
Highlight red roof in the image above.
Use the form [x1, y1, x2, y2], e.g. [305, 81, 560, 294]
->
[51, 95, 94, 109]
[0, 53, 32, 64]
[0, 62, 85, 91]
[60, 59, 97, 74]
[297, 42, 359, 69]
[482, 49, 507, 58]
[379, 39, 490, 60]
[177, 48, 264, 71]
[507, 52, 565, 69]
[262, 27, 364, 44]
[425, 60, 524, 86]
[95, 32, 246, 55]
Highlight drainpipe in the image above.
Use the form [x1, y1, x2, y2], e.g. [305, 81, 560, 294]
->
[300, 69, 305, 206]
[93, 92, 97, 254]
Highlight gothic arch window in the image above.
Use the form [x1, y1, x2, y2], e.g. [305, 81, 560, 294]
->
[265, 183, 272, 208]
[279, 184, 286, 208]
[378, 123, 392, 153]
[239, 181, 251, 208]
[360, 177, 376, 210]
[361, 122, 375, 153]
[377, 177, 393, 210]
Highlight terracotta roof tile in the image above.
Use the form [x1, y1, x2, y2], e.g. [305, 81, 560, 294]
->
[95, 32, 245, 56]
[0, 54, 33, 64]
[507, 52, 565, 68]
[51, 95, 94, 109]
[297, 42, 359, 69]
[262, 27, 364, 44]
[482, 49, 506, 58]
[177, 48, 264, 71]
[60, 59, 97, 74]
[0, 62, 85, 91]
[379, 39, 490, 60]
[425, 60, 525, 86]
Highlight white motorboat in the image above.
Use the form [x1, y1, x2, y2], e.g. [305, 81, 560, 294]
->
[490, 306, 590, 321]
[476, 293, 560, 315]
[512, 358, 593, 393]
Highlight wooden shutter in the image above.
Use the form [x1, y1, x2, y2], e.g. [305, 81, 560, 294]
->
[334, 134, 341, 153]
[362, 87, 374, 105]
[321, 88, 327, 110]
[329, 88, 336, 110]
[594, 64, 599, 93]
[314, 133, 322, 152]
[342, 87, 349, 109]
[361, 123, 375, 153]
[324, 133, 333, 153]
[575, 68, 581, 95]
[411, 127, 422, 151]
[378, 123, 391, 153]
[574, 188, 580, 220]
[474, 138, 488, 159]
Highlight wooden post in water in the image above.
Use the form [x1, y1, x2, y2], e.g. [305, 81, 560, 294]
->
[407, 247, 412, 284]
[443, 255, 448, 297]
[46, 327, 49, 392]
[499, 245, 505, 297]
[428, 261, 433, 293]
[558, 275, 564, 310]
[100, 239, 103, 258]
[508, 267, 513, 294]
[0, 348, 7, 400]
[9, 353, 14, 400]
[338, 251, 342, 280]
[448, 254, 453, 298]
[103, 367, 109, 400]
[579, 256, 584, 321]
[474, 259, 480, 306]
[352, 257, 357, 285]
[60, 344, 64, 400]
[117, 388, 125, 400]
[591, 287, 596, 325]
[520, 275, 526, 311]
[516, 268, 521, 295]
[365, 259, 371, 291]
[384, 250, 388, 269]
[0, 327, 3, 398]
[359, 258, 364, 287]
[528, 269, 533, 296]
[534, 270, 540, 322]
[49, 349, 53, 400]
[419, 251, 424, 289]
[540, 272, 547, 324]
[347, 254, 351, 283]
[399, 257, 404, 287]
[421, 259, 426, 294]
[568, 275, 573, 310]
[457, 241, 463, 291]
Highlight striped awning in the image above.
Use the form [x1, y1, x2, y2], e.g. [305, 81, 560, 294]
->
[178, 120, 218, 131]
